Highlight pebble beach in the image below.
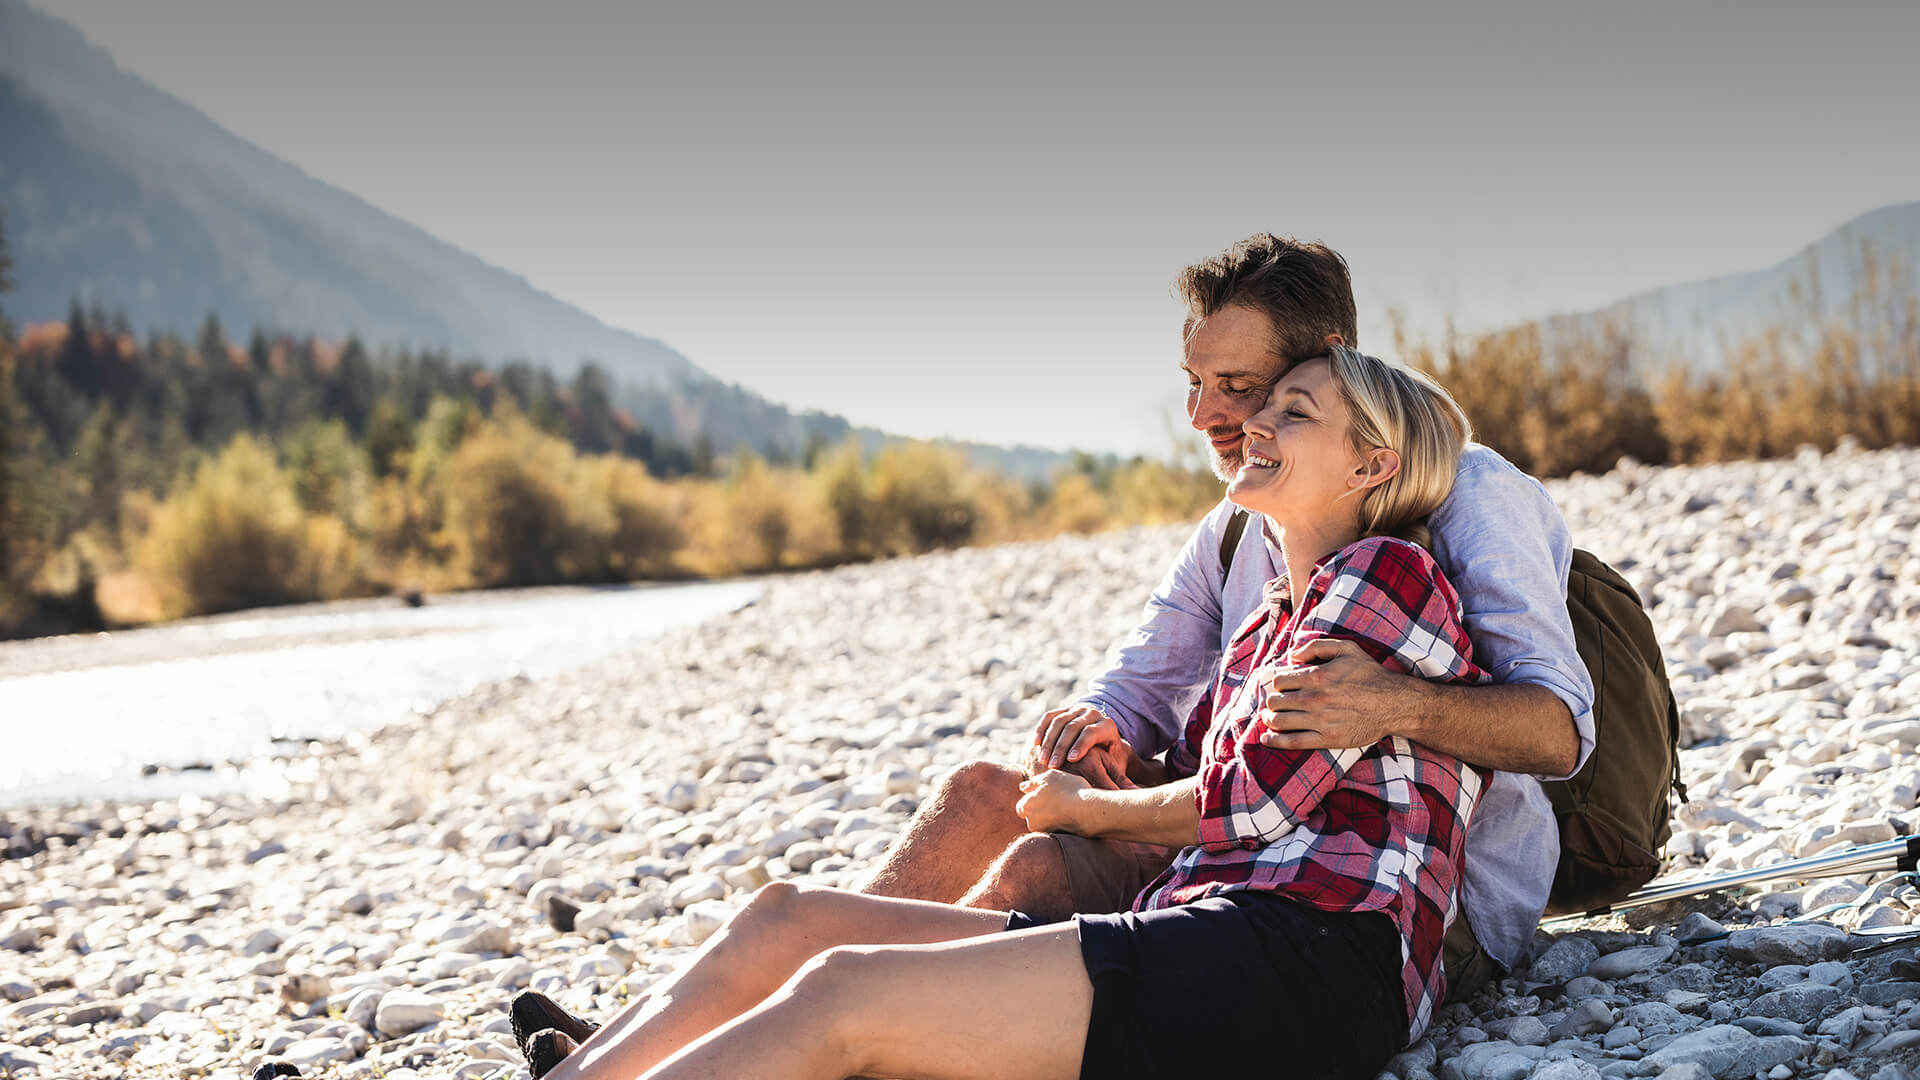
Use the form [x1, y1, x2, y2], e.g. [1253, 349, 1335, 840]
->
[5, 443, 1920, 1080]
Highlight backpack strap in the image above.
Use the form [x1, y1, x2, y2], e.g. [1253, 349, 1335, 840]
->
[1218, 509, 1250, 584]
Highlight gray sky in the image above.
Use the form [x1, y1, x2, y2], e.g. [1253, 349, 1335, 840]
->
[28, 0, 1920, 454]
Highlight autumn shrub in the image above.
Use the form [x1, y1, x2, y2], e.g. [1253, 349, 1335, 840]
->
[679, 457, 834, 575]
[434, 412, 594, 588]
[133, 435, 356, 617]
[866, 441, 984, 554]
[1038, 472, 1111, 536]
[1108, 459, 1224, 526]
[812, 441, 882, 557]
[573, 455, 686, 580]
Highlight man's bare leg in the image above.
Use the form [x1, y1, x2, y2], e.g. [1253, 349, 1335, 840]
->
[956, 833, 1076, 922]
[857, 760, 1030, 902]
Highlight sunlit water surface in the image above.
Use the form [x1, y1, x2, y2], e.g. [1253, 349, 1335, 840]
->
[0, 581, 760, 809]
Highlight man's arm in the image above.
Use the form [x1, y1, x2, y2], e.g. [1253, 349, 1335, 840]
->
[1258, 448, 1594, 780]
[1045, 499, 1241, 763]
[1259, 649, 1577, 776]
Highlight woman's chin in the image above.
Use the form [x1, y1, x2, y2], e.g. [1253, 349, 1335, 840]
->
[1226, 471, 1277, 514]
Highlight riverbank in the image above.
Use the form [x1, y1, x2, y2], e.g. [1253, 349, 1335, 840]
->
[4, 445, 1920, 1080]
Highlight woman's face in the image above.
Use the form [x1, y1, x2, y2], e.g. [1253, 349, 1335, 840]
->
[1226, 357, 1367, 531]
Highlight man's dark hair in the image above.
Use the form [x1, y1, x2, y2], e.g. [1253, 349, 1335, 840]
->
[1175, 234, 1359, 365]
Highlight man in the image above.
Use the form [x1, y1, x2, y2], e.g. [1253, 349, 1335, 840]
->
[859, 234, 1595, 998]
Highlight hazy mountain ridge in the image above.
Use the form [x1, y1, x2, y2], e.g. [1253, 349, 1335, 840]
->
[0, 0, 1071, 478]
[1538, 201, 1920, 373]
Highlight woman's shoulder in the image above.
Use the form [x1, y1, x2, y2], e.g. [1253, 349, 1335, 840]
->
[1318, 535, 1444, 584]
[1308, 537, 1462, 620]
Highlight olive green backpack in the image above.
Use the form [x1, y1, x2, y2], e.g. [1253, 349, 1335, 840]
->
[1218, 515, 1685, 914]
[1544, 549, 1687, 915]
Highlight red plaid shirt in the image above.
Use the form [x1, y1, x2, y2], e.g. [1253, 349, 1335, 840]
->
[1137, 535, 1490, 1040]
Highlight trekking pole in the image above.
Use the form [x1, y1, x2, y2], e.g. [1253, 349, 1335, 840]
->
[1543, 834, 1920, 925]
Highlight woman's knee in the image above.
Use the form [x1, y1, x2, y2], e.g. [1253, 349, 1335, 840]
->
[728, 881, 836, 942]
[781, 945, 894, 1066]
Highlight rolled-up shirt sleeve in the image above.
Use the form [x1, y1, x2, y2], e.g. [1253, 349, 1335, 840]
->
[1428, 447, 1597, 782]
[1077, 501, 1237, 758]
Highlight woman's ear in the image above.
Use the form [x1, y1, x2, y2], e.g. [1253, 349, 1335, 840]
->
[1351, 447, 1400, 492]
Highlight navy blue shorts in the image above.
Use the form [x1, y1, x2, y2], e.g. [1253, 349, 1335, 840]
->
[1009, 892, 1406, 1080]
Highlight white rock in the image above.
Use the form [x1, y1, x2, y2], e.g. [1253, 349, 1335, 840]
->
[683, 899, 736, 945]
[374, 990, 445, 1037]
[282, 1036, 356, 1068]
[667, 874, 728, 909]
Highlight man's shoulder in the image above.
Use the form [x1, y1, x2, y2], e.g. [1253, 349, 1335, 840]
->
[1179, 496, 1243, 544]
[1451, 443, 1552, 500]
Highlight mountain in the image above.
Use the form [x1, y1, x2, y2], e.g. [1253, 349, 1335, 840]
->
[0, 0, 1070, 476]
[1537, 202, 1920, 374]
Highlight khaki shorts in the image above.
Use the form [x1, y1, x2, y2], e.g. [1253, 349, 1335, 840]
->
[1055, 831, 1503, 1003]
[1440, 909, 1502, 1003]
[1052, 832, 1177, 914]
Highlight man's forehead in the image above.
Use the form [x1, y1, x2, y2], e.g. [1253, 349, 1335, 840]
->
[1180, 348, 1285, 380]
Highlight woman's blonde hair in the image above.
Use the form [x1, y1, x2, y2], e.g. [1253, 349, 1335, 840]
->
[1322, 344, 1472, 549]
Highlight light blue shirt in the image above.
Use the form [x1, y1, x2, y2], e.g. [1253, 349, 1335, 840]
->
[1079, 443, 1596, 969]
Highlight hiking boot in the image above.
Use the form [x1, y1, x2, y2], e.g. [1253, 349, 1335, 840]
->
[526, 1028, 580, 1079]
[510, 991, 598, 1059]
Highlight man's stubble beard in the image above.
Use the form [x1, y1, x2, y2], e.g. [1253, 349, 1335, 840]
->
[1209, 447, 1244, 484]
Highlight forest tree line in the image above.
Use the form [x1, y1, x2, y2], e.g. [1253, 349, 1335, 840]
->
[0, 220, 1225, 638]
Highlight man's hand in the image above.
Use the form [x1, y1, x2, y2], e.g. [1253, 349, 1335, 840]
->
[1015, 769, 1093, 834]
[1028, 705, 1137, 790]
[1256, 638, 1429, 751]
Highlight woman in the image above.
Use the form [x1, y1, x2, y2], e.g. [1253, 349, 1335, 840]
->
[527, 345, 1487, 1080]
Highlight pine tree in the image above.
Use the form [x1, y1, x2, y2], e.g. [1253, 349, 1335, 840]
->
[1, 211, 31, 623]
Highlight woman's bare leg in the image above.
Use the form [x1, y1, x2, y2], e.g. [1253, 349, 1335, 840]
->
[639, 924, 1092, 1080]
[541, 883, 1009, 1080]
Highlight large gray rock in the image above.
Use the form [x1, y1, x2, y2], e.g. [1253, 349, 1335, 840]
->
[1861, 1030, 1920, 1056]
[1619, 1001, 1688, 1034]
[1817, 1006, 1863, 1047]
[1724, 925, 1850, 966]
[1749, 982, 1844, 1023]
[1858, 982, 1920, 1007]
[1642, 1024, 1810, 1080]
[1648, 964, 1718, 995]
[1438, 1041, 1546, 1080]
[1529, 1061, 1603, 1080]
[1588, 944, 1675, 980]
[1388, 1042, 1438, 1080]
[1549, 999, 1615, 1039]
[1530, 937, 1600, 982]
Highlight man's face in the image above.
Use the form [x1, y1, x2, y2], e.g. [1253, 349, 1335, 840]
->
[1183, 305, 1287, 481]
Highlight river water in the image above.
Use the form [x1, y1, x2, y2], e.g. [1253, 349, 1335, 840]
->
[0, 580, 760, 810]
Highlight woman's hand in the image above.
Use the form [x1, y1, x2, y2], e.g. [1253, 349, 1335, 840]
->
[1015, 769, 1094, 834]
